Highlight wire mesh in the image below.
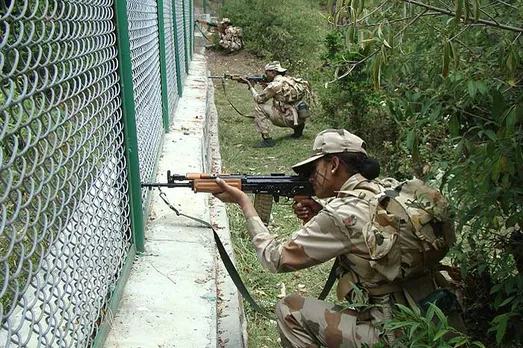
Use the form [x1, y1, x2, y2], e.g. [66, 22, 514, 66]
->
[0, 0, 131, 347]
[126, 0, 165, 199]
[164, 0, 180, 121]
[175, 0, 187, 81]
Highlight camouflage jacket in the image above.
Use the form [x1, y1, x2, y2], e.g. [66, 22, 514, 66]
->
[250, 75, 310, 114]
[247, 173, 388, 283]
[219, 26, 243, 47]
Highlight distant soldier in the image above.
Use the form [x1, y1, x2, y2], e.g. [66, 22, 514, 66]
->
[240, 61, 312, 148]
[217, 18, 244, 53]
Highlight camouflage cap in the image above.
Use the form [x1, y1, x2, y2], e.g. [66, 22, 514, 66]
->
[292, 129, 367, 173]
[264, 61, 287, 73]
[220, 18, 231, 24]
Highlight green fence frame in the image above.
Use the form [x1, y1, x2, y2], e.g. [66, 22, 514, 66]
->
[173, 0, 185, 96]
[157, 0, 172, 131]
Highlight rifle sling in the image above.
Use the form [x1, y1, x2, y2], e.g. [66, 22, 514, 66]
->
[156, 188, 337, 319]
[157, 188, 274, 320]
[194, 21, 212, 42]
[219, 78, 255, 119]
[317, 258, 339, 300]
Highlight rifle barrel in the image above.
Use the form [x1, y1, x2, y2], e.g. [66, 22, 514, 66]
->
[141, 182, 192, 188]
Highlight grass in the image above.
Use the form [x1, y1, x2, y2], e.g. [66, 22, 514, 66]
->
[207, 50, 341, 347]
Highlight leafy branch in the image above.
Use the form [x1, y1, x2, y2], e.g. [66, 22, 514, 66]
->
[403, 0, 523, 32]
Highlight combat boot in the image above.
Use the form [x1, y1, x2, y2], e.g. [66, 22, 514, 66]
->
[253, 137, 276, 148]
[291, 123, 305, 139]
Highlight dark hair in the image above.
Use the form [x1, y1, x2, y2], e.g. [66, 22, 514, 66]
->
[323, 152, 380, 180]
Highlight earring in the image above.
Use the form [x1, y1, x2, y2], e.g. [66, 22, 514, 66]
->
[331, 170, 335, 173]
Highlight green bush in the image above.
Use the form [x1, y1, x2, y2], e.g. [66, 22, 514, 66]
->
[220, 0, 328, 75]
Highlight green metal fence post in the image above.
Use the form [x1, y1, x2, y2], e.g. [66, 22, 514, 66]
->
[157, 0, 171, 132]
[190, 0, 194, 58]
[182, 0, 190, 72]
[114, 0, 145, 252]
[172, 0, 184, 96]
[203, 0, 206, 13]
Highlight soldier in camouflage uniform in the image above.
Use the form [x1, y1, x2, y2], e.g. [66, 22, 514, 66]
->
[239, 61, 311, 148]
[214, 129, 464, 347]
[218, 18, 244, 53]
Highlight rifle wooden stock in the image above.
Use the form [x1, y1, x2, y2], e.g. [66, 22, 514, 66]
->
[192, 178, 242, 193]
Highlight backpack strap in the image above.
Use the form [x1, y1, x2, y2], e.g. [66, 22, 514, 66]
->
[338, 183, 381, 202]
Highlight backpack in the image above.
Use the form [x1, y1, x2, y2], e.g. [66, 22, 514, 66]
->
[348, 178, 456, 282]
[279, 76, 311, 104]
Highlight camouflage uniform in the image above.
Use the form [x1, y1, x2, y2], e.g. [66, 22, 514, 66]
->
[219, 25, 243, 53]
[246, 174, 386, 347]
[250, 74, 310, 135]
[243, 129, 463, 347]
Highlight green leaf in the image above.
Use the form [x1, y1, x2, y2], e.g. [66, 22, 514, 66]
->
[455, 339, 469, 347]
[467, 80, 476, 98]
[409, 323, 421, 338]
[492, 90, 505, 119]
[433, 305, 448, 327]
[498, 295, 515, 308]
[505, 214, 520, 228]
[442, 40, 450, 78]
[454, 0, 463, 25]
[449, 115, 460, 136]
[494, 313, 508, 344]
[504, 105, 517, 133]
[490, 283, 504, 294]
[372, 55, 382, 91]
[450, 41, 460, 68]
[406, 128, 419, 160]
[464, 0, 470, 23]
[472, 0, 480, 21]
[425, 303, 435, 322]
[475, 80, 487, 95]
[483, 129, 496, 141]
[433, 329, 448, 341]
[506, 49, 514, 72]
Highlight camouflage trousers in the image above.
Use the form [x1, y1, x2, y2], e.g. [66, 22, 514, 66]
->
[254, 103, 305, 136]
[275, 295, 382, 348]
[219, 38, 243, 52]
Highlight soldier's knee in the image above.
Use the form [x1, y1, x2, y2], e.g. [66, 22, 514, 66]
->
[284, 294, 306, 311]
[276, 295, 305, 321]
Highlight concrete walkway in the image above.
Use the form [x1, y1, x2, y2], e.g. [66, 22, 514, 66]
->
[104, 53, 247, 348]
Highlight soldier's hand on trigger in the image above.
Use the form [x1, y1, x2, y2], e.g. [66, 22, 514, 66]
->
[292, 198, 323, 224]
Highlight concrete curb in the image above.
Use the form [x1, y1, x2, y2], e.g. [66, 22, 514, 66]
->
[206, 74, 248, 348]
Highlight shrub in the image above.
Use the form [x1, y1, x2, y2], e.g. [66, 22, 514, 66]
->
[220, 0, 327, 75]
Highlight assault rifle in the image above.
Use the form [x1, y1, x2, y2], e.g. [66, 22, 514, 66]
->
[208, 74, 268, 85]
[195, 19, 218, 29]
[142, 171, 314, 224]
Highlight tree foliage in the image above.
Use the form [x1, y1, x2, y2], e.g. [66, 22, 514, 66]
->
[319, 0, 523, 344]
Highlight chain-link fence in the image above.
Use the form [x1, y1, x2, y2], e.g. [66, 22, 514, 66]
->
[0, 0, 193, 346]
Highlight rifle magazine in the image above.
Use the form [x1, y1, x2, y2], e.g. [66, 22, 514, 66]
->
[254, 194, 273, 226]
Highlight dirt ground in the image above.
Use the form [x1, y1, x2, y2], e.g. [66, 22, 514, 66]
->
[205, 49, 266, 76]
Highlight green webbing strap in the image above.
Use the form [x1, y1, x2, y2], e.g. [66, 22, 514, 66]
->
[219, 78, 255, 119]
[157, 189, 275, 320]
[194, 21, 212, 42]
[317, 258, 339, 300]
